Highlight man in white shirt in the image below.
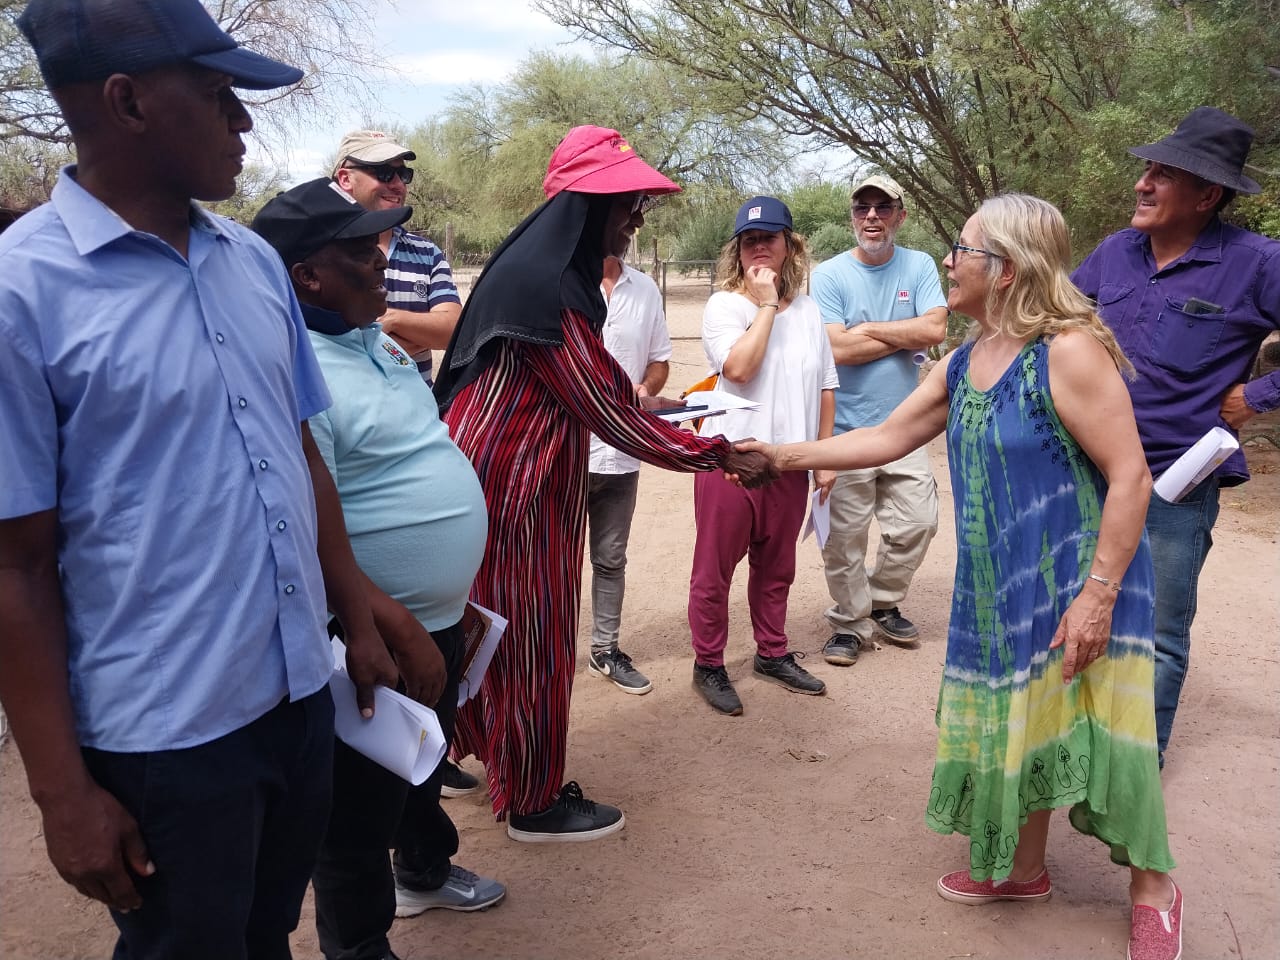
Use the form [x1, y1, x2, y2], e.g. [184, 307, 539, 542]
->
[585, 254, 672, 694]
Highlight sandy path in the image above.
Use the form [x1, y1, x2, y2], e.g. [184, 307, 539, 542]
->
[3, 277, 1276, 960]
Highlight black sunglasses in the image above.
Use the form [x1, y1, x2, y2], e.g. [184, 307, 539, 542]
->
[345, 162, 414, 185]
[629, 193, 664, 215]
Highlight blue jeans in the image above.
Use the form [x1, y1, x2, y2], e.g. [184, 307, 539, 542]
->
[1146, 477, 1220, 763]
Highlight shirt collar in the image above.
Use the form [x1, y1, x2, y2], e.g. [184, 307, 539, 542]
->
[1134, 217, 1224, 268]
[51, 165, 238, 257]
[300, 301, 358, 336]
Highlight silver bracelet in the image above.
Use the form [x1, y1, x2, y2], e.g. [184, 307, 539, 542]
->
[758, 301, 779, 309]
[1087, 573, 1121, 593]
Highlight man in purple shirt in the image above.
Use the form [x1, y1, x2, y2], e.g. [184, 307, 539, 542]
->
[1072, 106, 1279, 765]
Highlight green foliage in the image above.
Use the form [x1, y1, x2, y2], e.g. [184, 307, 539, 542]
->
[781, 182, 851, 237]
[806, 223, 855, 262]
[672, 203, 737, 264]
[405, 50, 791, 254]
[544, 0, 1280, 256]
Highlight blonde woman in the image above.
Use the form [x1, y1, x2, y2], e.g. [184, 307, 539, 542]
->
[689, 196, 838, 716]
[737, 194, 1182, 960]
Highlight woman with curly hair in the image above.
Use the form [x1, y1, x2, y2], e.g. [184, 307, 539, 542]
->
[688, 196, 838, 716]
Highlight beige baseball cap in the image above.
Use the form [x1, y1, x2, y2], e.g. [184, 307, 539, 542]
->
[851, 173, 905, 202]
[332, 130, 416, 175]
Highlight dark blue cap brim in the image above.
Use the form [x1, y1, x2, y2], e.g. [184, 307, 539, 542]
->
[192, 46, 303, 90]
[733, 219, 790, 237]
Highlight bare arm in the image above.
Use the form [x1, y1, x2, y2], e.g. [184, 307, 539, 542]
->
[636, 359, 670, 398]
[721, 267, 782, 384]
[739, 353, 953, 471]
[302, 421, 399, 715]
[826, 323, 899, 365]
[0, 510, 153, 911]
[1045, 331, 1153, 682]
[379, 301, 461, 357]
[813, 388, 837, 502]
[854, 306, 949, 349]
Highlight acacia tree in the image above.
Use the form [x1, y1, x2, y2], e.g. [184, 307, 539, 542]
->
[0, 0, 386, 206]
[541, 0, 1279, 252]
[404, 51, 795, 252]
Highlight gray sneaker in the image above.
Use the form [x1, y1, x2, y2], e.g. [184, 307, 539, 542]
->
[692, 663, 743, 715]
[394, 864, 506, 917]
[588, 646, 653, 695]
[872, 607, 919, 645]
[753, 652, 826, 696]
[823, 633, 861, 666]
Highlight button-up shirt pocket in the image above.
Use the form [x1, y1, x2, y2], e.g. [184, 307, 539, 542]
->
[1153, 297, 1228, 378]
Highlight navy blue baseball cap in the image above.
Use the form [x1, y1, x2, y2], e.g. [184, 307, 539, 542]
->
[18, 0, 305, 91]
[251, 178, 412, 269]
[733, 196, 793, 237]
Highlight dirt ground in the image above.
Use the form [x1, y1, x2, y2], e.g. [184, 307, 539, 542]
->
[2, 275, 1278, 959]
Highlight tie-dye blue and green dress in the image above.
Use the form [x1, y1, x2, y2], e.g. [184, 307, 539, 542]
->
[930, 337, 1173, 882]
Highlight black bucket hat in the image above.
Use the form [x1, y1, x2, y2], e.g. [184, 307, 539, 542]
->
[1128, 106, 1260, 195]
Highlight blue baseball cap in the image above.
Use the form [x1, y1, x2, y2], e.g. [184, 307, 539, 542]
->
[733, 196, 793, 237]
[18, 0, 304, 91]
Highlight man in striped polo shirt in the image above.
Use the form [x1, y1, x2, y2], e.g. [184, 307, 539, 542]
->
[333, 130, 479, 799]
[332, 130, 462, 388]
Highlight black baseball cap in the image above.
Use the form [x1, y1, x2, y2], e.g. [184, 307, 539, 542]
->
[251, 178, 412, 268]
[18, 0, 304, 90]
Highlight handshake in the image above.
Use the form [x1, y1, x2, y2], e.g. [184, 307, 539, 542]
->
[722, 439, 780, 489]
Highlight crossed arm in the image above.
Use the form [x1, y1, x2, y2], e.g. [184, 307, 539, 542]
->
[825, 306, 949, 366]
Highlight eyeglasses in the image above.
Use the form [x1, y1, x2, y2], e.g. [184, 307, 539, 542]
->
[345, 162, 414, 185]
[950, 241, 1001, 259]
[629, 193, 663, 216]
[852, 202, 900, 219]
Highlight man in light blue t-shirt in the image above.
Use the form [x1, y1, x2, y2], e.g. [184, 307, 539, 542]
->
[809, 175, 948, 666]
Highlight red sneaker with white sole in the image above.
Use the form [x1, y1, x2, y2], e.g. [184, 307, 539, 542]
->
[936, 868, 1052, 904]
[1127, 882, 1182, 960]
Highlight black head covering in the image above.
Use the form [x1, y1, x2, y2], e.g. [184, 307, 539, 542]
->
[434, 190, 614, 409]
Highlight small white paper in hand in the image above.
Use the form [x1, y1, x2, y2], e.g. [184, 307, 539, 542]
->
[801, 488, 831, 548]
[329, 638, 446, 785]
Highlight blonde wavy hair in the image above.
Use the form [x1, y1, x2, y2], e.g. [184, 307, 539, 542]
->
[715, 226, 810, 303]
[975, 193, 1133, 377]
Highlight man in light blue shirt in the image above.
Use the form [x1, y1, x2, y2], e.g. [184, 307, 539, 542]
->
[0, 2, 401, 957]
[810, 175, 948, 666]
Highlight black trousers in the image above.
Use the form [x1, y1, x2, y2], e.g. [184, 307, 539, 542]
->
[83, 690, 336, 960]
[312, 619, 465, 960]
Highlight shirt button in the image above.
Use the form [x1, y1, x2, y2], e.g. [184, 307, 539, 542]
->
[238, 397, 248, 408]
[259, 459, 269, 470]
[215, 333, 225, 343]
[277, 520, 287, 531]
[284, 584, 295, 595]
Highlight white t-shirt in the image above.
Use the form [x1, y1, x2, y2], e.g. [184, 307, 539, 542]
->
[698, 291, 838, 444]
[589, 264, 674, 474]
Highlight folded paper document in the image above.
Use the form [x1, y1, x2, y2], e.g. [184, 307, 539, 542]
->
[329, 638, 446, 785]
[801, 488, 831, 548]
[1152, 427, 1239, 503]
[652, 389, 761, 424]
[456, 602, 507, 706]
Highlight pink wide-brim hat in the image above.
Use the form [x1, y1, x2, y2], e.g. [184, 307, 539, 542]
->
[543, 125, 682, 199]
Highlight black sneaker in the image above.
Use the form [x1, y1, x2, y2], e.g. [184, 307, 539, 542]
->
[692, 663, 743, 716]
[823, 633, 861, 666]
[871, 607, 920, 645]
[440, 760, 481, 798]
[506, 782, 624, 843]
[753, 652, 827, 696]
[587, 646, 653, 695]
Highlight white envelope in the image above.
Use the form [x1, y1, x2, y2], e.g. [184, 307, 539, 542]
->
[329, 638, 446, 785]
